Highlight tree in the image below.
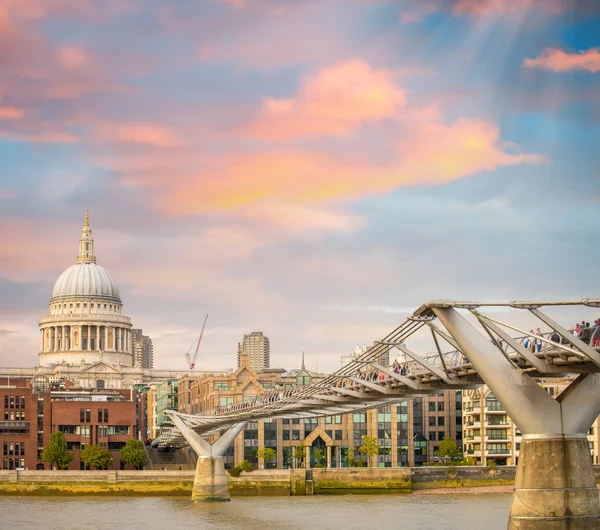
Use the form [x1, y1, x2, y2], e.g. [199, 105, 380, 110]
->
[41, 431, 73, 470]
[257, 447, 276, 468]
[293, 446, 305, 468]
[120, 439, 148, 469]
[312, 448, 326, 468]
[80, 444, 113, 470]
[436, 438, 462, 460]
[358, 436, 379, 467]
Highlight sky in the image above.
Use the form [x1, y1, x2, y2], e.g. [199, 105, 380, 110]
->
[0, 0, 599, 373]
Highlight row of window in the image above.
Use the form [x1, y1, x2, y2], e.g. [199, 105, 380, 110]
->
[3, 411, 25, 421]
[3, 396, 26, 410]
[3, 442, 25, 456]
[79, 408, 109, 423]
[2, 458, 25, 470]
[51, 302, 121, 312]
[58, 425, 130, 436]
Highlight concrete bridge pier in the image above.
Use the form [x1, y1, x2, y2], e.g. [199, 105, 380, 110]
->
[433, 307, 600, 529]
[168, 412, 245, 502]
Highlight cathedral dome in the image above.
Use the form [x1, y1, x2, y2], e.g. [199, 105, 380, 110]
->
[52, 262, 120, 301]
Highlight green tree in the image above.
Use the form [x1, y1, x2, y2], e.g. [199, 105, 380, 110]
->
[436, 437, 462, 460]
[293, 446, 305, 468]
[312, 448, 326, 468]
[80, 444, 113, 470]
[257, 447, 276, 468]
[41, 431, 73, 470]
[346, 448, 365, 468]
[120, 439, 148, 469]
[358, 436, 379, 467]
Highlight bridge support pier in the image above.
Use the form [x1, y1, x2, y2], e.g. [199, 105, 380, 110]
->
[510, 434, 599, 529]
[433, 307, 600, 530]
[168, 412, 245, 502]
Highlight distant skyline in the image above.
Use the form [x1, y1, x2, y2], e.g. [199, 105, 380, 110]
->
[0, 0, 599, 372]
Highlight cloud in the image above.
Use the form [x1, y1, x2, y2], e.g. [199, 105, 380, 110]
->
[523, 48, 600, 73]
[161, 117, 544, 215]
[243, 60, 405, 140]
[0, 107, 23, 119]
[400, 0, 583, 21]
[95, 123, 183, 147]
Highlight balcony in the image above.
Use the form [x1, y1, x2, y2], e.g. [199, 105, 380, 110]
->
[465, 449, 482, 457]
[464, 435, 481, 442]
[486, 421, 511, 428]
[0, 421, 30, 435]
[486, 436, 511, 443]
[486, 449, 511, 455]
[485, 403, 505, 413]
[464, 420, 481, 427]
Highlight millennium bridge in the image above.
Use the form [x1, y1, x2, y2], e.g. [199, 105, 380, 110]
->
[154, 299, 600, 529]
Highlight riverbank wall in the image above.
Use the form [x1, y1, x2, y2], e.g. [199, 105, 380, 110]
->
[1, 466, 598, 496]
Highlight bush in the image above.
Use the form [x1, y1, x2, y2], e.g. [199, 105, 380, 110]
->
[446, 465, 457, 475]
[228, 459, 256, 477]
[486, 461, 497, 471]
[239, 460, 255, 473]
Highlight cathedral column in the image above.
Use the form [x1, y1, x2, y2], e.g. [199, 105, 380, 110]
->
[88, 325, 91, 351]
[116, 327, 120, 351]
[96, 325, 100, 350]
[52, 327, 56, 351]
[62, 325, 66, 351]
[40, 329, 43, 352]
[105, 327, 108, 351]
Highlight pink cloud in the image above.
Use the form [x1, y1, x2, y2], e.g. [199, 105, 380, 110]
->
[523, 48, 600, 73]
[158, 116, 543, 215]
[0, 106, 23, 119]
[244, 60, 405, 140]
[95, 123, 183, 147]
[453, 0, 564, 16]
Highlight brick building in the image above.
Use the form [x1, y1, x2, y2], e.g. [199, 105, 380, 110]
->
[0, 377, 51, 470]
[0, 376, 138, 470]
[51, 387, 136, 469]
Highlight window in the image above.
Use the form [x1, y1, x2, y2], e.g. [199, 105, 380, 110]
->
[292, 419, 299, 425]
[107, 425, 130, 435]
[98, 426, 108, 438]
[215, 383, 229, 391]
[103, 409, 108, 423]
[437, 417, 445, 427]
[98, 409, 103, 422]
[282, 419, 289, 425]
[80, 426, 90, 438]
[282, 430, 290, 441]
[219, 397, 234, 407]
[429, 417, 436, 427]
[292, 430, 300, 440]
[438, 402, 444, 412]
[86, 409, 91, 423]
[58, 425, 78, 435]
[428, 402, 435, 412]
[438, 432, 445, 441]
[335, 415, 342, 424]
[325, 416, 332, 424]
[353, 413, 366, 423]
[80, 409, 85, 423]
[335, 431, 343, 441]
[429, 432, 436, 441]
[20, 397, 25, 409]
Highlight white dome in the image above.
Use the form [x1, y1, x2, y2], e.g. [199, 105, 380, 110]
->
[52, 263, 121, 301]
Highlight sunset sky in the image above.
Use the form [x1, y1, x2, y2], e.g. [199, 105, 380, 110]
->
[0, 0, 599, 372]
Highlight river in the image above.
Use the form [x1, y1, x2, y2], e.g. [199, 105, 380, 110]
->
[0, 494, 511, 529]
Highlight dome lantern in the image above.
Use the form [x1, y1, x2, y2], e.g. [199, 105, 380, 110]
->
[76, 208, 96, 264]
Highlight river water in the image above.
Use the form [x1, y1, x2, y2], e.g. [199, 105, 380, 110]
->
[0, 494, 511, 530]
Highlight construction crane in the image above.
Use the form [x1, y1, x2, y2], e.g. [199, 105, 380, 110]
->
[186, 314, 209, 370]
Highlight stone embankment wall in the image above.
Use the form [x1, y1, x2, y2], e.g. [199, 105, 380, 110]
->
[0, 466, 598, 496]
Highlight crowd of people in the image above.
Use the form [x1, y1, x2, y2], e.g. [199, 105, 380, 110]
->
[523, 319, 600, 352]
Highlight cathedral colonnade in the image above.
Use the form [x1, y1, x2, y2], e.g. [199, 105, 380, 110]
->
[40, 325, 132, 353]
